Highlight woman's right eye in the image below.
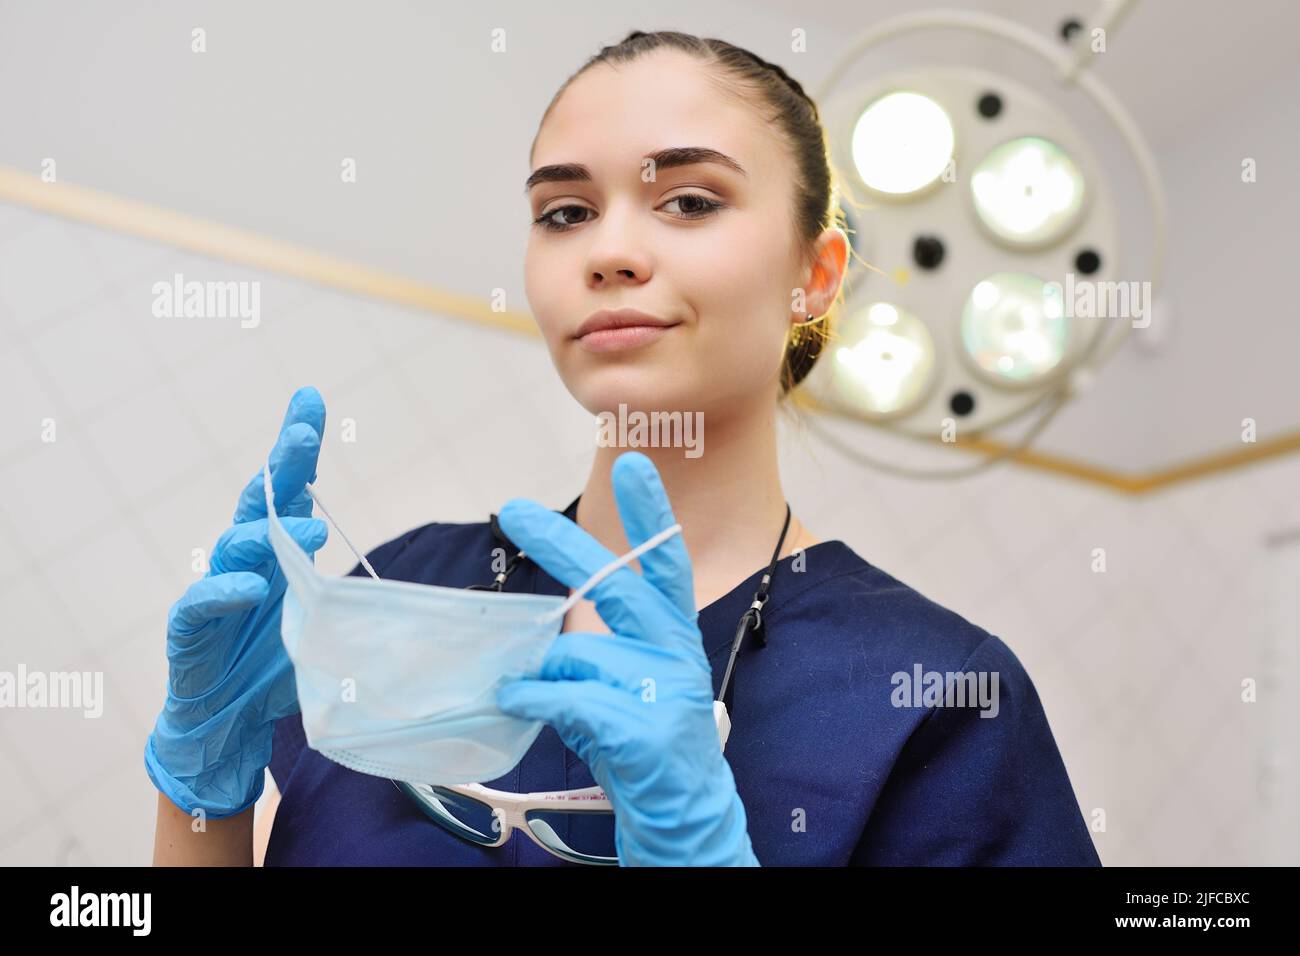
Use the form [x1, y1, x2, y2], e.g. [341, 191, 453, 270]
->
[532, 205, 593, 232]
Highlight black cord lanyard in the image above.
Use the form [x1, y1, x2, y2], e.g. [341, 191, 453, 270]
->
[470, 495, 793, 713]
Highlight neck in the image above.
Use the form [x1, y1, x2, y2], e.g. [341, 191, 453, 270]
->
[574, 397, 811, 586]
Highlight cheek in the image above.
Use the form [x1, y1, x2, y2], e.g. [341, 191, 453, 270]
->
[675, 218, 795, 376]
[523, 242, 567, 345]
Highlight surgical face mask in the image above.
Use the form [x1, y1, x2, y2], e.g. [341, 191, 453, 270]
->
[262, 457, 682, 786]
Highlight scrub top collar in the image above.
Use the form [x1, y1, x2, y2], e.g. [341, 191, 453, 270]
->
[517, 494, 858, 662]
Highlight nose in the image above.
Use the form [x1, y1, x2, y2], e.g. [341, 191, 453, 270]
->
[585, 202, 652, 289]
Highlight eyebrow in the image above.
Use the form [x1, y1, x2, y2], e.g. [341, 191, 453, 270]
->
[524, 146, 748, 194]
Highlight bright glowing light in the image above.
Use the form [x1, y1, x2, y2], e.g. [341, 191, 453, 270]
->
[961, 273, 1068, 383]
[851, 92, 955, 196]
[831, 302, 935, 414]
[972, 280, 999, 311]
[868, 303, 900, 326]
[970, 137, 1085, 247]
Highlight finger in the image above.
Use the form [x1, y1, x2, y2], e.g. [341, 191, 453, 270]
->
[610, 451, 696, 621]
[211, 516, 328, 575]
[234, 422, 321, 521]
[277, 384, 327, 442]
[496, 498, 680, 644]
[168, 572, 270, 643]
[495, 678, 633, 749]
[233, 387, 326, 523]
[534, 631, 659, 690]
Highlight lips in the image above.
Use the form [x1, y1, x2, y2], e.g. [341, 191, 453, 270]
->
[573, 308, 680, 340]
[575, 325, 677, 354]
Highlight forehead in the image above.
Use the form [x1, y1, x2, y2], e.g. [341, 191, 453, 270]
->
[532, 50, 783, 182]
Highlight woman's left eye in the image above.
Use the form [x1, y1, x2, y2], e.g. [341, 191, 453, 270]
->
[531, 193, 725, 233]
[661, 193, 726, 219]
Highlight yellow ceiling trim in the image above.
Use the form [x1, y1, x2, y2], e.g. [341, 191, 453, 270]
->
[791, 391, 1300, 495]
[0, 167, 535, 336]
[3, 165, 1295, 495]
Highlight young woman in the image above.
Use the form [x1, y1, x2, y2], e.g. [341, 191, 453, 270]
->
[147, 30, 1100, 866]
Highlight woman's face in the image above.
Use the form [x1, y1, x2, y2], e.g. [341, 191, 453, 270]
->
[525, 49, 818, 421]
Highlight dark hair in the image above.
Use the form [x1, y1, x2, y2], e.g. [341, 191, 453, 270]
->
[534, 29, 849, 398]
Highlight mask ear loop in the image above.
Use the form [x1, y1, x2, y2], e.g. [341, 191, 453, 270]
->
[537, 523, 683, 625]
[298, 478, 381, 581]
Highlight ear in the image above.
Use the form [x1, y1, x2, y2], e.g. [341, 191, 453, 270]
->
[803, 227, 849, 317]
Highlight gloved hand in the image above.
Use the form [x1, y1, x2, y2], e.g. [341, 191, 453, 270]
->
[494, 451, 759, 866]
[144, 386, 329, 819]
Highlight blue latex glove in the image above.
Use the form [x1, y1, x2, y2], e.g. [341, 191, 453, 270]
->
[144, 386, 329, 819]
[494, 451, 759, 866]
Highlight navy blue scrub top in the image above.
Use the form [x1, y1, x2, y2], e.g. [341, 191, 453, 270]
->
[265, 497, 1101, 866]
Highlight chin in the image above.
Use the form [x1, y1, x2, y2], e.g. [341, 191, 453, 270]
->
[569, 380, 697, 419]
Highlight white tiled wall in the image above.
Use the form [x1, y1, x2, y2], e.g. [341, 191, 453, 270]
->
[1, 201, 1296, 865]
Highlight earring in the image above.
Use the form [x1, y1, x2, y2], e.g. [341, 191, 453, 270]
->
[799, 313, 818, 324]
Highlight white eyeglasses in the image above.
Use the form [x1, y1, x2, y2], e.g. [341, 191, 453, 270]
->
[397, 700, 732, 865]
